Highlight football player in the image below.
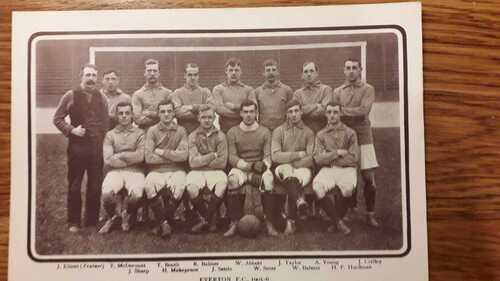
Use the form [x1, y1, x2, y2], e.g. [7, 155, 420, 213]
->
[100, 70, 131, 130]
[186, 105, 228, 233]
[271, 99, 315, 234]
[332, 58, 379, 227]
[210, 58, 256, 133]
[99, 102, 145, 233]
[312, 103, 360, 235]
[224, 100, 277, 237]
[172, 63, 213, 134]
[293, 61, 333, 133]
[255, 59, 294, 131]
[132, 59, 172, 130]
[144, 99, 188, 238]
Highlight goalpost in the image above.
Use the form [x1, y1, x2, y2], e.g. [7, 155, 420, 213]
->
[89, 42, 368, 82]
[35, 40, 399, 134]
[89, 42, 369, 130]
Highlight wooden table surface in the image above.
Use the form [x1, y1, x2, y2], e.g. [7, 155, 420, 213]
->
[1, 1, 499, 280]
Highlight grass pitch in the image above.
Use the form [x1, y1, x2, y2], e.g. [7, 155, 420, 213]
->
[34, 128, 403, 256]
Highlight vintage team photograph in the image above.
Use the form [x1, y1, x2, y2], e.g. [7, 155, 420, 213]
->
[31, 29, 407, 257]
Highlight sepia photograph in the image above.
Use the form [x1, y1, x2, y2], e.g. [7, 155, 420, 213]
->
[31, 28, 408, 258]
[9, 3, 429, 281]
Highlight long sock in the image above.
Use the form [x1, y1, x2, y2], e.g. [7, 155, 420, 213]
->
[318, 193, 339, 225]
[285, 178, 301, 220]
[364, 185, 376, 212]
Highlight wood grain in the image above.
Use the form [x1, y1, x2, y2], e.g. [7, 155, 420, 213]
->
[1, 1, 500, 280]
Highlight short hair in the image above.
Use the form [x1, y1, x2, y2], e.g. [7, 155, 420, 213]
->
[197, 104, 215, 115]
[239, 99, 257, 112]
[302, 61, 318, 72]
[115, 101, 133, 114]
[225, 57, 242, 69]
[263, 59, 278, 68]
[102, 69, 119, 77]
[325, 101, 341, 110]
[286, 99, 302, 110]
[344, 58, 362, 68]
[157, 98, 175, 111]
[145, 58, 160, 69]
[185, 63, 199, 73]
[79, 63, 98, 77]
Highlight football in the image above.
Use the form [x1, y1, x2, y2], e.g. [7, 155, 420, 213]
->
[237, 215, 261, 238]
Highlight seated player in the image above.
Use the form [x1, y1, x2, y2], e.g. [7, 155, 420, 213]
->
[172, 63, 213, 222]
[271, 99, 315, 235]
[99, 102, 145, 234]
[312, 103, 360, 235]
[186, 105, 228, 233]
[224, 99, 277, 237]
[144, 99, 188, 238]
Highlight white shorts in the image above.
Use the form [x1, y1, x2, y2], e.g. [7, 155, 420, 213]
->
[313, 166, 357, 197]
[274, 164, 312, 187]
[360, 144, 379, 170]
[228, 168, 274, 192]
[102, 168, 145, 198]
[186, 170, 228, 197]
[144, 170, 186, 200]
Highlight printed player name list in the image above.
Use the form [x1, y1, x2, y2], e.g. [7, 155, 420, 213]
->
[55, 258, 383, 278]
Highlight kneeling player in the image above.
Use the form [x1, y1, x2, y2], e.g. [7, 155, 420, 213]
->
[187, 105, 228, 233]
[312, 103, 360, 234]
[271, 99, 315, 234]
[144, 100, 189, 238]
[99, 102, 145, 234]
[225, 100, 277, 237]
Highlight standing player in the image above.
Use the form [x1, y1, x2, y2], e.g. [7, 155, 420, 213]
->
[100, 70, 131, 129]
[211, 58, 256, 133]
[271, 99, 315, 234]
[53, 63, 109, 232]
[144, 99, 188, 238]
[132, 59, 172, 130]
[186, 105, 228, 233]
[332, 58, 379, 227]
[172, 63, 213, 134]
[293, 61, 333, 133]
[312, 103, 360, 234]
[99, 102, 145, 234]
[254, 59, 294, 131]
[224, 100, 277, 237]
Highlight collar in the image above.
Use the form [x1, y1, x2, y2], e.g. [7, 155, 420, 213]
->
[183, 84, 200, 91]
[342, 79, 364, 89]
[115, 123, 135, 133]
[158, 121, 178, 132]
[239, 121, 259, 132]
[222, 80, 245, 87]
[262, 80, 281, 89]
[325, 122, 345, 132]
[285, 120, 305, 130]
[143, 83, 164, 91]
[101, 88, 123, 97]
[303, 79, 321, 90]
[196, 126, 219, 137]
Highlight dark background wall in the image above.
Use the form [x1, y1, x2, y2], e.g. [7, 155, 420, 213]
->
[35, 32, 399, 107]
